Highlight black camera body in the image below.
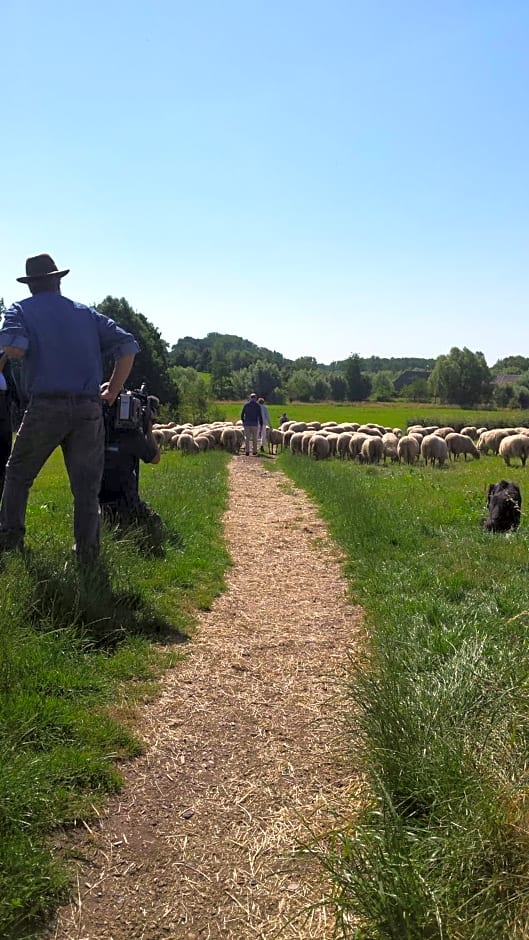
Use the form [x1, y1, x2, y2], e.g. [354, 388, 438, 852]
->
[113, 390, 144, 430]
[105, 385, 160, 437]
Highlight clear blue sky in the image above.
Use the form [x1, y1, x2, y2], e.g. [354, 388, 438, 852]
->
[2, 0, 528, 366]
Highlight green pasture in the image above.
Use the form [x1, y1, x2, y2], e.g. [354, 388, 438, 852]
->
[0, 448, 230, 939]
[218, 399, 529, 431]
[279, 449, 529, 939]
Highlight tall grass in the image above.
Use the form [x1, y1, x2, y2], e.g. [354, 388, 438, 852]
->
[280, 451, 529, 938]
[0, 448, 230, 939]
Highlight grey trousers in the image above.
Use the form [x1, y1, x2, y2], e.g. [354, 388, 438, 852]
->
[243, 424, 259, 455]
[0, 395, 104, 559]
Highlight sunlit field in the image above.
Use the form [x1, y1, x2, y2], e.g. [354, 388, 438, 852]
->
[218, 399, 529, 431]
[278, 449, 529, 938]
[0, 448, 231, 938]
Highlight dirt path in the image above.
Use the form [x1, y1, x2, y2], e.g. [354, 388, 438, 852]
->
[45, 457, 364, 940]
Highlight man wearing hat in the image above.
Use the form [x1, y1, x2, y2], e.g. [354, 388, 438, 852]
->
[0, 253, 139, 562]
[240, 392, 263, 456]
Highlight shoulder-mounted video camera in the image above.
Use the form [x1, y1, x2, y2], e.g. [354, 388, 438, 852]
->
[105, 384, 160, 435]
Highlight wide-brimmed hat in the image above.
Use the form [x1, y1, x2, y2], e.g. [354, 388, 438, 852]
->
[17, 254, 70, 284]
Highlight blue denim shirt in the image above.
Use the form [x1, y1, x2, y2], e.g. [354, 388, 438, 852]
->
[0, 293, 139, 395]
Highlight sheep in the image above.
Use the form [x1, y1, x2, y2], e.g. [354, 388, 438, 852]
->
[177, 433, 199, 455]
[308, 434, 331, 459]
[434, 426, 456, 439]
[499, 434, 529, 467]
[445, 432, 480, 461]
[195, 435, 210, 451]
[336, 432, 353, 459]
[325, 432, 339, 456]
[349, 432, 369, 460]
[460, 426, 478, 440]
[289, 432, 304, 454]
[477, 428, 512, 455]
[397, 435, 420, 464]
[420, 434, 448, 467]
[220, 426, 242, 454]
[360, 436, 384, 464]
[152, 428, 165, 448]
[484, 480, 522, 532]
[382, 432, 399, 462]
[301, 430, 314, 454]
[358, 425, 383, 437]
[289, 422, 308, 432]
[268, 429, 284, 455]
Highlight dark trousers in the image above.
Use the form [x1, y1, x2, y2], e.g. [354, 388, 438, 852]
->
[0, 413, 13, 502]
[0, 396, 104, 559]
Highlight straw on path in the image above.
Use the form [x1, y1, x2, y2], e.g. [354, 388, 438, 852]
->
[46, 456, 365, 940]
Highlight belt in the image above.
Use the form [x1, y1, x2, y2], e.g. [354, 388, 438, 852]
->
[32, 393, 101, 401]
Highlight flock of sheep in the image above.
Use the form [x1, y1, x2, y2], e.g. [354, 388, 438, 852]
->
[152, 418, 529, 467]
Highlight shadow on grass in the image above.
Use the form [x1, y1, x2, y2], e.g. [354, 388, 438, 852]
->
[22, 552, 188, 650]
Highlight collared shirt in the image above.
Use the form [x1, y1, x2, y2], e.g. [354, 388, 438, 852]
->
[0, 293, 139, 396]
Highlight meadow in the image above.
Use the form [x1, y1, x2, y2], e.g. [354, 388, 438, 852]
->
[220, 399, 529, 432]
[5, 399, 529, 938]
[278, 447, 529, 939]
[0, 448, 231, 939]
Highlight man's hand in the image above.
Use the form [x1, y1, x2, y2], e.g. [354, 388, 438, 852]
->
[2, 346, 25, 360]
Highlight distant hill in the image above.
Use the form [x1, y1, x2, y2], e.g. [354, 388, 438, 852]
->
[169, 334, 437, 375]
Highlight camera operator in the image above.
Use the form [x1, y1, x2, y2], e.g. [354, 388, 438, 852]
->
[99, 383, 164, 554]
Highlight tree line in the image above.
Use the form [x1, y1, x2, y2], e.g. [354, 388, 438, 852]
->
[2, 296, 529, 419]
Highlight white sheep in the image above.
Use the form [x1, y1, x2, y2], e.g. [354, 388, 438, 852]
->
[289, 432, 304, 454]
[360, 436, 384, 464]
[382, 432, 399, 462]
[460, 426, 478, 440]
[268, 429, 284, 455]
[477, 428, 512, 455]
[420, 434, 448, 467]
[308, 434, 331, 459]
[499, 433, 529, 467]
[220, 426, 242, 453]
[336, 432, 353, 459]
[349, 432, 369, 460]
[445, 432, 480, 461]
[177, 433, 200, 455]
[397, 435, 420, 464]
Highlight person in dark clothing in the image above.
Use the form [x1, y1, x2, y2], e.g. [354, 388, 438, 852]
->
[240, 392, 263, 456]
[0, 352, 21, 500]
[100, 389, 163, 554]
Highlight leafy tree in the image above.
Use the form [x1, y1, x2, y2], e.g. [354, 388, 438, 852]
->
[429, 347, 492, 407]
[230, 367, 253, 399]
[371, 371, 395, 401]
[491, 356, 529, 375]
[492, 383, 514, 408]
[329, 373, 347, 401]
[248, 360, 283, 399]
[399, 376, 430, 402]
[510, 384, 529, 409]
[286, 369, 314, 402]
[169, 366, 210, 422]
[312, 372, 331, 401]
[344, 354, 371, 400]
[97, 297, 179, 405]
[210, 341, 233, 399]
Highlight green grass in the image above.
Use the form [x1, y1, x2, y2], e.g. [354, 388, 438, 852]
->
[0, 448, 230, 939]
[218, 399, 529, 431]
[279, 450, 529, 939]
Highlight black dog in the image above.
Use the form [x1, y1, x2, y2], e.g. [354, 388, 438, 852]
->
[484, 480, 522, 532]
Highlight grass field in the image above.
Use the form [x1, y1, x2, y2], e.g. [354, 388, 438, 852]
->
[278, 449, 529, 938]
[217, 399, 529, 432]
[0, 448, 231, 939]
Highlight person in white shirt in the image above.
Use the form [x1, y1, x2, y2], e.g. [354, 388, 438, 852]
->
[258, 397, 271, 452]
